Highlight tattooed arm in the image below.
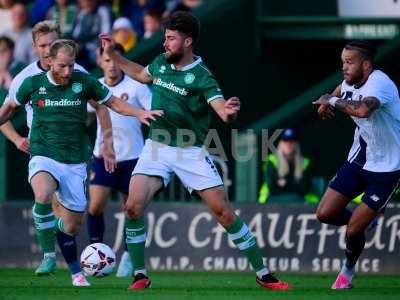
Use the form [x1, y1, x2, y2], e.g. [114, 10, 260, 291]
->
[313, 94, 380, 118]
[334, 97, 380, 118]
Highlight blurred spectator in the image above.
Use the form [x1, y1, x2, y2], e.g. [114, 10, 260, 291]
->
[0, 36, 24, 104]
[258, 129, 318, 204]
[143, 10, 161, 39]
[72, 0, 112, 69]
[46, 0, 77, 38]
[183, 0, 203, 9]
[0, 2, 36, 64]
[29, 0, 55, 25]
[163, 0, 202, 20]
[121, 0, 164, 39]
[0, 0, 13, 32]
[112, 17, 137, 53]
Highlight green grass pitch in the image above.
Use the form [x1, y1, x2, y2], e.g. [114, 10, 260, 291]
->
[1, 269, 400, 300]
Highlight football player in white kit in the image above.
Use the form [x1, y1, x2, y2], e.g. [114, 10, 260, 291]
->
[0, 21, 115, 286]
[87, 43, 152, 277]
[314, 41, 400, 289]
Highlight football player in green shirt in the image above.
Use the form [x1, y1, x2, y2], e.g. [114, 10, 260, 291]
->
[100, 11, 290, 290]
[0, 20, 117, 286]
[0, 39, 163, 284]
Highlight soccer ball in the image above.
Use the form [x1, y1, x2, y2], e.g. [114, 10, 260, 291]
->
[80, 243, 116, 277]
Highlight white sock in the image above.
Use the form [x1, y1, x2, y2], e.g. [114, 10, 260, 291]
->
[134, 269, 147, 276]
[256, 267, 269, 278]
[44, 252, 56, 259]
[121, 251, 129, 259]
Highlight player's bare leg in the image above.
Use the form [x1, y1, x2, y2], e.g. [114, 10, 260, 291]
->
[198, 186, 290, 290]
[125, 175, 163, 290]
[316, 187, 352, 226]
[57, 205, 84, 236]
[30, 172, 58, 275]
[332, 203, 377, 289]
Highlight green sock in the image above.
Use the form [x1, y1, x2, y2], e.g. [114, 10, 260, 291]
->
[32, 202, 56, 255]
[225, 217, 266, 273]
[125, 217, 146, 274]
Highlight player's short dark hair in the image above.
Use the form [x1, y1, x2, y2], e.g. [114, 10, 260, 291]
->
[100, 43, 125, 56]
[144, 9, 162, 21]
[344, 40, 377, 62]
[164, 11, 200, 42]
[0, 36, 14, 51]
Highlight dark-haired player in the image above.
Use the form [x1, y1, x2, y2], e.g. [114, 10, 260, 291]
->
[100, 11, 290, 290]
[314, 41, 400, 289]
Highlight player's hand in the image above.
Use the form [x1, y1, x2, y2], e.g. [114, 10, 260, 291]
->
[14, 136, 30, 154]
[313, 94, 335, 120]
[101, 139, 117, 173]
[312, 94, 332, 106]
[99, 33, 115, 56]
[317, 104, 335, 120]
[225, 97, 241, 115]
[138, 110, 164, 126]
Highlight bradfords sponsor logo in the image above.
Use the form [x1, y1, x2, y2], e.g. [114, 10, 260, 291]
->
[38, 98, 82, 107]
[154, 78, 188, 96]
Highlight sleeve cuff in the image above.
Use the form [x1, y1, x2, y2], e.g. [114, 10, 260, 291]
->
[13, 98, 22, 106]
[207, 95, 223, 104]
[145, 66, 152, 76]
[98, 90, 113, 104]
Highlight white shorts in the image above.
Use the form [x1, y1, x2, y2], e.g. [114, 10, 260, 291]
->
[28, 156, 87, 212]
[132, 139, 223, 193]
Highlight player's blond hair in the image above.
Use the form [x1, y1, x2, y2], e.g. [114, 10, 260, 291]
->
[49, 39, 77, 58]
[32, 20, 60, 43]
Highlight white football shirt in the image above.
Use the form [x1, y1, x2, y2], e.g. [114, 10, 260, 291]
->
[89, 74, 152, 162]
[341, 70, 400, 172]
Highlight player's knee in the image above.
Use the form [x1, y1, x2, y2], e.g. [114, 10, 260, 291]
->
[215, 209, 235, 227]
[63, 220, 83, 236]
[34, 190, 54, 203]
[88, 204, 103, 216]
[64, 218, 83, 236]
[346, 225, 363, 238]
[316, 206, 331, 223]
[125, 202, 145, 219]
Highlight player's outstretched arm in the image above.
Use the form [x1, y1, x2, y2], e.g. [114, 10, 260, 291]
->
[315, 84, 341, 120]
[313, 94, 379, 118]
[0, 121, 30, 154]
[210, 97, 240, 123]
[334, 96, 380, 118]
[89, 100, 116, 173]
[0, 101, 17, 127]
[99, 33, 153, 84]
[105, 96, 164, 126]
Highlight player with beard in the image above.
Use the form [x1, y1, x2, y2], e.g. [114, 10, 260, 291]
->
[313, 40, 400, 289]
[100, 11, 290, 290]
[0, 21, 116, 286]
[0, 39, 162, 286]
